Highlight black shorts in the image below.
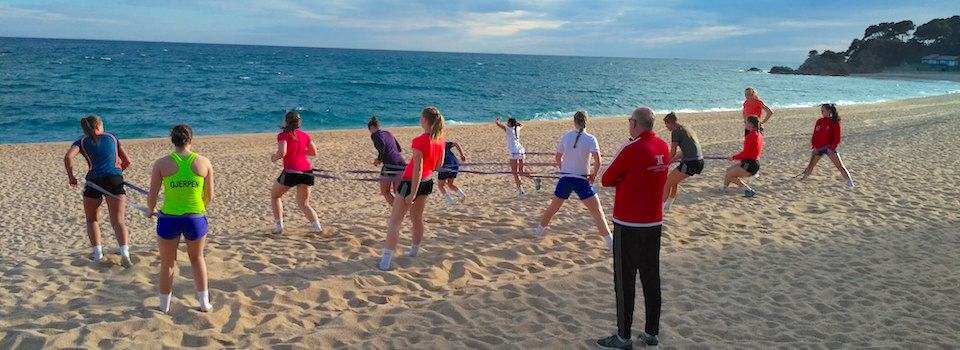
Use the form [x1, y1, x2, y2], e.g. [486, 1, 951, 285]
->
[397, 179, 434, 199]
[815, 146, 837, 157]
[277, 171, 315, 187]
[437, 170, 458, 180]
[676, 159, 704, 176]
[83, 175, 126, 199]
[740, 160, 760, 176]
[381, 162, 406, 177]
[744, 127, 764, 136]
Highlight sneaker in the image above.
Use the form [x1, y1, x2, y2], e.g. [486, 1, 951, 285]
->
[596, 334, 633, 349]
[93, 251, 103, 263]
[719, 185, 728, 193]
[534, 225, 544, 237]
[518, 188, 525, 196]
[846, 177, 855, 188]
[534, 177, 542, 190]
[272, 224, 283, 234]
[637, 332, 659, 347]
[744, 188, 756, 198]
[120, 253, 133, 268]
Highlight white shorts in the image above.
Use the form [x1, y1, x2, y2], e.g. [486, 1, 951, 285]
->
[509, 146, 525, 160]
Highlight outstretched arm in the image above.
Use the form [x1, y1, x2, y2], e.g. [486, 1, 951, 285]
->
[494, 116, 506, 130]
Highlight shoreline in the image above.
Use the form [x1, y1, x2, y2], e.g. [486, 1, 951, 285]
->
[851, 70, 960, 83]
[2, 93, 956, 148]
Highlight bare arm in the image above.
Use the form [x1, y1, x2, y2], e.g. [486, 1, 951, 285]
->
[146, 159, 163, 217]
[306, 141, 318, 157]
[589, 151, 602, 183]
[202, 157, 214, 206]
[118, 145, 132, 171]
[761, 102, 774, 124]
[669, 142, 681, 162]
[404, 149, 424, 204]
[64, 146, 80, 188]
[452, 142, 466, 162]
[555, 152, 563, 169]
[494, 116, 506, 130]
[271, 140, 286, 162]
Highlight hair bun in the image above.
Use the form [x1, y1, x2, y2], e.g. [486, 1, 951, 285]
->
[370, 115, 378, 121]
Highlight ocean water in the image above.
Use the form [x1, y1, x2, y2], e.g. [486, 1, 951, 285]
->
[1, 37, 959, 144]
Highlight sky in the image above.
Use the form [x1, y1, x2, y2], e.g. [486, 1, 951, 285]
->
[0, 0, 957, 63]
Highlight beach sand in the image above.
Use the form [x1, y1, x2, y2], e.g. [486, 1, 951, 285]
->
[2, 94, 959, 349]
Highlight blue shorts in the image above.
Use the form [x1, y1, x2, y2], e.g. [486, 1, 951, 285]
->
[157, 213, 208, 241]
[554, 177, 597, 200]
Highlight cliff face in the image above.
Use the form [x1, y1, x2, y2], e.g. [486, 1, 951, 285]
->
[797, 50, 849, 76]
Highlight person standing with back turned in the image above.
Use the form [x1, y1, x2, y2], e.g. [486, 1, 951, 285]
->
[597, 107, 670, 349]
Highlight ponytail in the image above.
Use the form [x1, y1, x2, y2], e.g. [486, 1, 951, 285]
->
[422, 106, 445, 141]
[368, 115, 381, 130]
[664, 112, 698, 144]
[573, 110, 588, 148]
[80, 114, 102, 145]
[281, 110, 301, 141]
[507, 117, 521, 141]
[821, 103, 840, 124]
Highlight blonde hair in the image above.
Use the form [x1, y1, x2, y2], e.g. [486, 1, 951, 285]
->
[663, 112, 698, 144]
[745, 87, 759, 100]
[573, 110, 587, 148]
[80, 114, 102, 145]
[422, 106, 444, 141]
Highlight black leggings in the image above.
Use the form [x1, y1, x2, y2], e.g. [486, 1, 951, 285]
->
[613, 223, 662, 338]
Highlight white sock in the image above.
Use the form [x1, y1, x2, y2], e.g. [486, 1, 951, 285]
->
[197, 290, 212, 312]
[120, 245, 129, 257]
[406, 244, 420, 257]
[93, 245, 103, 262]
[273, 219, 283, 233]
[846, 176, 855, 187]
[158, 292, 172, 313]
[604, 234, 614, 252]
[379, 249, 394, 270]
[456, 188, 466, 198]
[534, 224, 544, 237]
[662, 198, 674, 211]
[518, 187, 525, 195]
[311, 221, 322, 232]
[444, 193, 455, 205]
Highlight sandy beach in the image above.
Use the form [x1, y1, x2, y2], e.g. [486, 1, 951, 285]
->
[2, 94, 959, 349]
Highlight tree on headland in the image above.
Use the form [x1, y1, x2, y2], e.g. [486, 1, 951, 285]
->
[776, 16, 959, 75]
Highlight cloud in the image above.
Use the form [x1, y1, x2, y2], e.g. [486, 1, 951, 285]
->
[458, 10, 567, 36]
[633, 25, 766, 46]
[0, 4, 127, 25]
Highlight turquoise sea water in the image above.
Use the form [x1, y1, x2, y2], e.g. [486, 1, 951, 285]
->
[1, 37, 958, 144]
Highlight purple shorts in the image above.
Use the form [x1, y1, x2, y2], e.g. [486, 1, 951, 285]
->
[157, 213, 208, 241]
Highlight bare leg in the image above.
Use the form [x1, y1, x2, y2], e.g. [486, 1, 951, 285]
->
[437, 179, 449, 195]
[802, 153, 822, 179]
[447, 178, 461, 193]
[662, 169, 689, 201]
[157, 236, 180, 295]
[539, 197, 566, 228]
[104, 195, 129, 247]
[83, 197, 102, 247]
[295, 184, 319, 223]
[384, 195, 412, 251]
[510, 160, 522, 189]
[185, 237, 208, 294]
[827, 152, 851, 180]
[581, 195, 612, 237]
[725, 167, 752, 187]
[408, 195, 430, 246]
[379, 178, 395, 205]
[270, 182, 290, 221]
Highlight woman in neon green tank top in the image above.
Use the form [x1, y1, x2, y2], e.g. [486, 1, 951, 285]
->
[146, 124, 215, 313]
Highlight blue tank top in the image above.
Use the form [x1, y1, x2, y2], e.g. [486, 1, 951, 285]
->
[72, 133, 123, 179]
[443, 142, 459, 167]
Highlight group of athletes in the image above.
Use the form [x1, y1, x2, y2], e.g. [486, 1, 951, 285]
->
[63, 87, 855, 347]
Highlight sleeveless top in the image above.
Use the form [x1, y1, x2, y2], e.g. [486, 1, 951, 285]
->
[161, 152, 206, 215]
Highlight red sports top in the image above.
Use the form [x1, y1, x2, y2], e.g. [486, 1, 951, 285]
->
[811, 117, 841, 151]
[743, 98, 764, 119]
[732, 130, 763, 160]
[401, 133, 445, 180]
[601, 130, 670, 227]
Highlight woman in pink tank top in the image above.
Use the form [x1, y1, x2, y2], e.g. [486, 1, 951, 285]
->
[269, 111, 322, 234]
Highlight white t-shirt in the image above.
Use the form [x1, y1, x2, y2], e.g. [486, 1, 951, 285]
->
[557, 129, 599, 178]
[504, 126, 523, 152]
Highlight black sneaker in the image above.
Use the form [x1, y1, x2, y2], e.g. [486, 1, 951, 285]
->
[596, 334, 633, 349]
[637, 332, 659, 347]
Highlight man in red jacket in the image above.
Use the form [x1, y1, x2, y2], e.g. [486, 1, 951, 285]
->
[596, 107, 670, 349]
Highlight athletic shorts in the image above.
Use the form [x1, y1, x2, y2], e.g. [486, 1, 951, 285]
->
[437, 168, 458, 180]
[83, 175, 126, 199]
[397, 179, 434, 199]
[157, 213, 208, 241]
[509, 146, 525, 160]
[277, 171, 315, 187]
[554, 176, 597, 200]
[676, 159, 704, 176]
[740, 160, 760, 176]
[380, 162, 406, 177]
[815, 146, 837, 157]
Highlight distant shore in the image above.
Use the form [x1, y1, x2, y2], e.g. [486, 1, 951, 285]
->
[852, 69, 960, 83]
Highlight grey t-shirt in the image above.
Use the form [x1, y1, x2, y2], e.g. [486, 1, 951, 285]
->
[672, 127, 703, 160]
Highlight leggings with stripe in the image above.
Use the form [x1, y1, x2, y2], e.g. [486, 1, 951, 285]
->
[613, 223, 662, 338]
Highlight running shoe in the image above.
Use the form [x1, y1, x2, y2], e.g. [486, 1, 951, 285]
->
[120, 253, 132, 268]
[596, 334, 633, 349]
[846, 177, 855, 188]
[637, 332, 659, 347]
[744, 188, 756, 198]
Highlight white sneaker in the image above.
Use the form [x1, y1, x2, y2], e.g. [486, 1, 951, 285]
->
[273, 224, 283, 234]
[719, 185, 728, 193]
[518, 188, 526, 196]
[93, 250, 103, 263]
[534, 225, 544, 237]
[846, 177, 855, 188]
[445, 193, 455, 205]
[120, 253, 132, 268]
